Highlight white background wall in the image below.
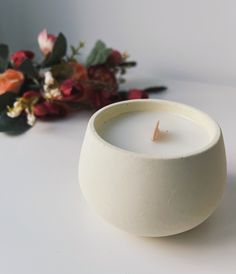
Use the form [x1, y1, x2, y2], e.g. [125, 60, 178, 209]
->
[1, 0, 236, 86]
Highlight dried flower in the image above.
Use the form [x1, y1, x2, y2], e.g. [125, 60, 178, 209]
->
[0, 30, 165, 135]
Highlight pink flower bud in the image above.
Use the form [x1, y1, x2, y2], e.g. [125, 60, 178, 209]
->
[38, 29, 57, 56]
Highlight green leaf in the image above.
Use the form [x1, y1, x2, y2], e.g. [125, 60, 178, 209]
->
[0, 110, 30, 134]
[0, 92, 17, 111]
[85, 40, 112, 67]
[18, 59, 39, 79]
[42, 33, 67, 67]
[0, 44, 9, 72]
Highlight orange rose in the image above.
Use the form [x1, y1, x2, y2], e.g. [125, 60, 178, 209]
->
[0, 69, 24, 95]
[69, 61, 87, 81]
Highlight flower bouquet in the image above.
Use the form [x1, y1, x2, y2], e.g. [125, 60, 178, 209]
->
[0, 29, 166, 135]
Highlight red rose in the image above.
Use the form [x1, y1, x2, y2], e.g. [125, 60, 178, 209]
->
[107, 50, 122, 65]
[33, 101, 67, 118]
[11, 50, 34, 67]
[127, 89, 149, 100]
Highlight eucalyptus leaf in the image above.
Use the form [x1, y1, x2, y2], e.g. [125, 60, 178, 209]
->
[85, 40, 112, 67]
[42, 33, 67, 67]
[0, 92, 17, 111]
[0, 110, 30, 134]
[0, 44, 9, 72]
[18, 59, 39, 79]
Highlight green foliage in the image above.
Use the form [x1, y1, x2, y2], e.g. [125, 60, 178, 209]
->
[42, 33, 67, 67]
[85, 40, 112, 67]
[0, 44, 9, 72]
[69, 41, 85, 60]
[0, 92, 17, 111]
[0, 110, 30, 134]
[18, 59, 39, 79]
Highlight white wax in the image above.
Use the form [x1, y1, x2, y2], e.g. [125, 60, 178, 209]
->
[99, 110, 211, 157]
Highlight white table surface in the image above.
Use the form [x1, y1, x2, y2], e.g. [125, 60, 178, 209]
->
[1, 78, 235, 274]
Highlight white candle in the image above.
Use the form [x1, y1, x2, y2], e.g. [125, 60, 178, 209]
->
[80, 99, 226, 236]
[99, 110, 212, 158]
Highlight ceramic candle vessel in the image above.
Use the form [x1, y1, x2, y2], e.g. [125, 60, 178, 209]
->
[79, 99, 227, 237]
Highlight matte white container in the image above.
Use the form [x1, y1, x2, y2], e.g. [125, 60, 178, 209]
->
[79, 99, 227, 237]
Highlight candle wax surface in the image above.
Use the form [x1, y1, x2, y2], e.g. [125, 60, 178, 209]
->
[99, 111, 211, 158]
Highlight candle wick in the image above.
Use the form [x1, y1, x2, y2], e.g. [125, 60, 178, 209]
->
[152, 120, 160, 142]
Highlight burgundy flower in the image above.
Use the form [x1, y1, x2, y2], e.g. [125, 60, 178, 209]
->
[11, 50, 34, 67]
[33, 101, 67, 118]
[60, 79, 85, 101]
[127, 89, 149, 100]
[107, 50, 122, 65]
[69, 62, 88, 81]
[88, 65, 118, 92]
[60, 79, 74, 97]
[90, 90, 119, 109]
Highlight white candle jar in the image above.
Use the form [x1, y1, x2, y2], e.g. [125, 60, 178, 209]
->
[79, 99, 227, 237]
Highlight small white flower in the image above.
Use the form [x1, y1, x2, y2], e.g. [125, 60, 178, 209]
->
[43, 71, 62, 99]
[43, 86, 62, 99]
[122, 51, 130, 60]
[44, 71, 54, 86]
[50, 88, 62, 98]
[25, 109, 36, 126]
[7, 101, 23, 118]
